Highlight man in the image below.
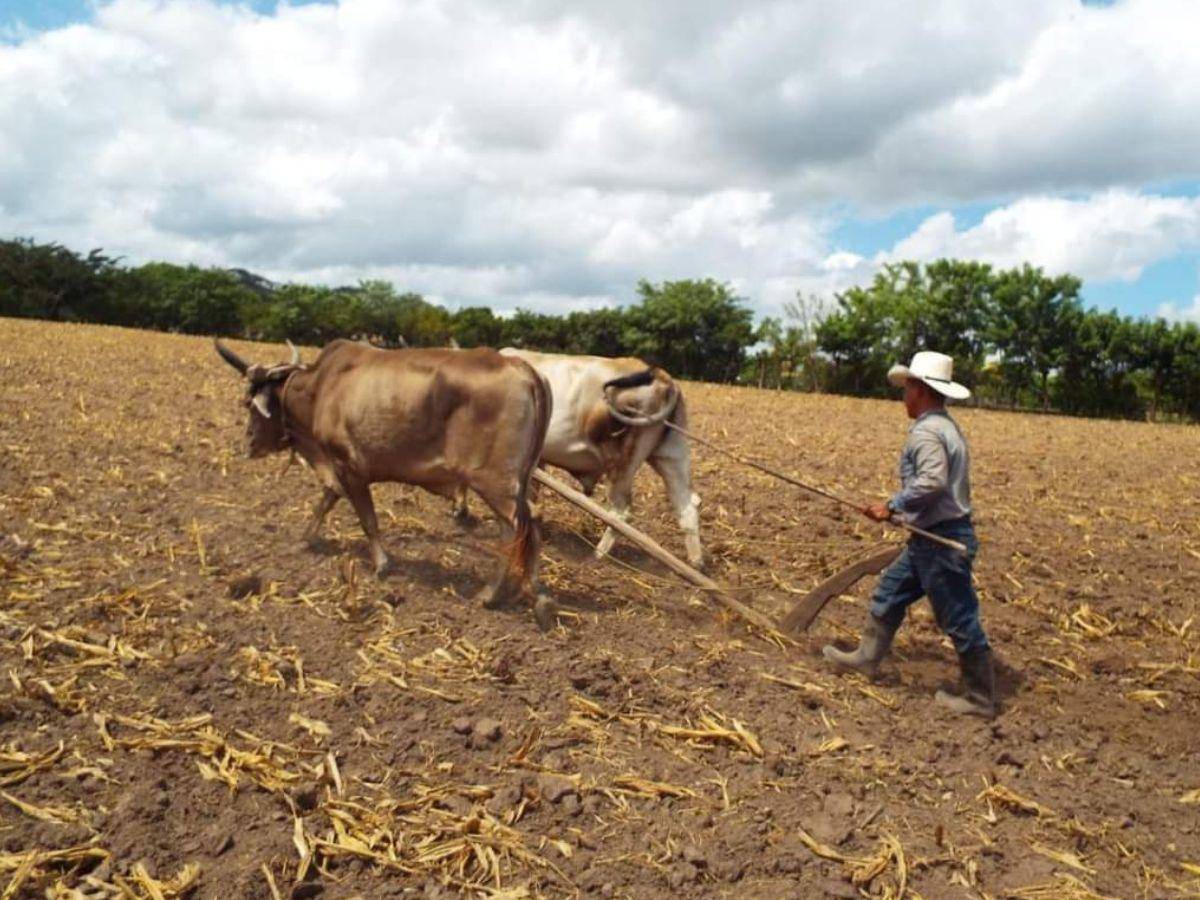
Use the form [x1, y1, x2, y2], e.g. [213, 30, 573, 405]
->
[823, 351, 997, 718]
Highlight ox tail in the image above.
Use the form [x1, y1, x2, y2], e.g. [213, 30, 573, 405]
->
[603, 365, 679, 428]
[602, 368, 656, 391]
[504, 364, 551, 592]
[659, 381, 689, 450]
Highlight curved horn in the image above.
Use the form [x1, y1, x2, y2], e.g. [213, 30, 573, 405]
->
[286, 339, 300, 366]
[214, 338, 249, 375]
[603, 379, 679, 427]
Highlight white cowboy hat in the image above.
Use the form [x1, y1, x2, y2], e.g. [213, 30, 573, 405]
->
[887, 351, 971, 400]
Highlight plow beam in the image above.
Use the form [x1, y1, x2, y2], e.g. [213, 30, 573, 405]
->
[532, 469, 778, 633]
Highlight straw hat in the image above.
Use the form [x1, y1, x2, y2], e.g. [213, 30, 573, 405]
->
[887, 351, 971, 400]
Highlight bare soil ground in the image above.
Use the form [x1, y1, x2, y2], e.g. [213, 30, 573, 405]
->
[2, 317, 1199, 899]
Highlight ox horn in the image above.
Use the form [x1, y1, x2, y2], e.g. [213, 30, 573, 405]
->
[286, 339, 300, 366]
[214, 338, 249, 375]
[603, 380, 679, 427]
[250, 388, 272, 418]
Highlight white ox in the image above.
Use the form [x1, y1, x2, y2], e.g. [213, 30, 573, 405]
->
[491, 349, 704, 567]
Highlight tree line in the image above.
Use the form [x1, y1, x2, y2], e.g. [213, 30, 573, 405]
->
[0, 238, 753, 384]
[2, 237, 1198, 421]
[749, 260, 1200, 422]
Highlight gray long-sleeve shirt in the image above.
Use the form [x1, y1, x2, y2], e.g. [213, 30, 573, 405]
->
[888, 409, 972, 529]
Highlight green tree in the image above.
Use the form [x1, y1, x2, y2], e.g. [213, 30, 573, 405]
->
[1054, 309, 1139, 418]
[502, 309, 573, 351]
[122, 263, 255, 335]
[451, 306, 505, 348]
[563, 308, 628, 357]
[1135, 318, 1185, 421]
[622, 278, 754, 381]
[1168, 322, 1200, 421]
[908, 260, 993, 389]
[0, 238, 125, 323]
[987, 265, 1083, 408]
[816, 284, 894, 395]
[781, 292, 828, 392]
[393, 293, 452, 346]
[746, 316, 783, 388]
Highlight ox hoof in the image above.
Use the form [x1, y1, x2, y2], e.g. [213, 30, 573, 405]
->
[373, 557, 392, 579]
[533, 595, 559, 632]
[477, 585, 507, 610]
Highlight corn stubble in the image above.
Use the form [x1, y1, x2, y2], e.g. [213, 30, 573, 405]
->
[0, 318, 1198, 897]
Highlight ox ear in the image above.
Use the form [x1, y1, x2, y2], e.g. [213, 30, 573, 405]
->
[250, 387, 273, 418]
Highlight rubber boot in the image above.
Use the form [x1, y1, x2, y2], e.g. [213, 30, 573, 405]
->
[935, 647, 997, 718]
[822, 615, 896, 679]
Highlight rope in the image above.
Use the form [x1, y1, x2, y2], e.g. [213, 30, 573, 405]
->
[662, 420, 863, 512]
[661, 420, 968, 556]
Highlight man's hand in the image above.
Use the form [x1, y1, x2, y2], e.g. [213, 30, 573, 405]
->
[863, 502, 893, 522]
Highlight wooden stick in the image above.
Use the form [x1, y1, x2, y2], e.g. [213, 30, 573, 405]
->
[662, 421, 968, 556]
[532, 469, 778, 634]
[779, 545, 903, 634]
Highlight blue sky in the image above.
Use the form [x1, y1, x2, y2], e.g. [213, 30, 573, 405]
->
[2, 0, 1198, 322]
[2, 0, 329, 34]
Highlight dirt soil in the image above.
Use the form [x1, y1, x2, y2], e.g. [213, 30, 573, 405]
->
[2, 317, 1199, 899]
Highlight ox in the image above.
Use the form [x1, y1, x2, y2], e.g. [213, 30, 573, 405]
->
[458, 350, 703, 567]
[214, 339, 557, 628]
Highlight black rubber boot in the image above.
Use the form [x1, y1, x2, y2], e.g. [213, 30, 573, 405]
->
[822, 615, 897, 679]
[935, 647, 997, 718]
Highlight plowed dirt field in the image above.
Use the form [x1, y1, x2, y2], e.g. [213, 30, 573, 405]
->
[2, 317, 1198, 899]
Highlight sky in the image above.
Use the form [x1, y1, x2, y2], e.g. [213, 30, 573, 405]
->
[2, 0, 1199, 324]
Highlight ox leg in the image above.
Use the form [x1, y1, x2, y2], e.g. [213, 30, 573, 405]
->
[508, 505, 558, 632]
[472, 486, 557, 630]
[470, 511, 528, 609]
[304, 488, 340, 544]
[449, 485, 471, 523]
[650, 452, 704, 568]
[343, 479, 389, 576]
[473, 521, 512, 610]
[474, 515, 522, 610]
[594, 471, 635, 560]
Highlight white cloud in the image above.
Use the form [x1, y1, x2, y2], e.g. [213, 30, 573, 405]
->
[880, 191, 1200, 282]
[0, 0, 1198, 315]
[1157, 295, 1200, 324]
[795, 0, 1200, 206]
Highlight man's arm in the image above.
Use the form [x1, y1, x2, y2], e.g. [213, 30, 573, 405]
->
[889, 428, 949, 515]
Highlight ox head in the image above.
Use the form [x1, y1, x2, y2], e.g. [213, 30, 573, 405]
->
[214, 339, 302, 458]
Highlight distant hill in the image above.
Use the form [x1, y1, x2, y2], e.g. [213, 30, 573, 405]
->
[226, 268, 277, 296]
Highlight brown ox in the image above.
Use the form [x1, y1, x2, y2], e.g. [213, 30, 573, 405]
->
[456, 350, 703, 567]
[215, 339, 556, 628]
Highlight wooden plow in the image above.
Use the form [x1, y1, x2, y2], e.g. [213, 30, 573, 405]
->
[532, 469, 900, 637]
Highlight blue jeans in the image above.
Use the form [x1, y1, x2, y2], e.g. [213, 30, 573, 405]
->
[869, 517, 989, 655]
